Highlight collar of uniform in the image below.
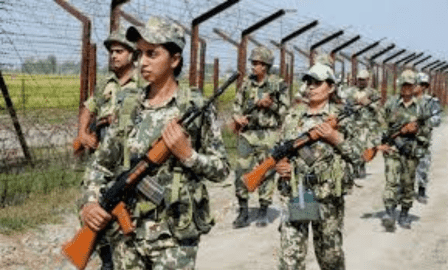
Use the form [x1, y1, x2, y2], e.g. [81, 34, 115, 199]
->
[250, 74, 269, 87]
[106, 69, 138, 86]
[140, 85, 179, 110]
[303, 101, 332, 116]
[106, 72, 119, 84]
[398, 96, 417, 107]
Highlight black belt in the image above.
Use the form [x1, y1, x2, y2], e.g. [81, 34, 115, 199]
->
[245, 126, 278, 131]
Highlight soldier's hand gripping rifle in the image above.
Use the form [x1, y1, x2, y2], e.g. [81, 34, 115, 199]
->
[243, 96, 380, 192]
[62, 72, 239, 270]
[229, 78, 281, 134]
[362, 108, 442, 162]
[73, 115, 113, 156]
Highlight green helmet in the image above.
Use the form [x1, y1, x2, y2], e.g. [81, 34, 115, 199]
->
[126, 16, 186, 51]
[248, 46, 274, 66]
[104, 26, 136, 52]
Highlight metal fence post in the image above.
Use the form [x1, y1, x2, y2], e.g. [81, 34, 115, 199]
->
[213, 58, 219, 95]
[54, 0, 92, 130]
[190, 0, 239, 89]
[0, 71, 33, 166]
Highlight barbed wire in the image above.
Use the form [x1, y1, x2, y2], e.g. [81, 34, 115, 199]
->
[0, 0, 441, 77]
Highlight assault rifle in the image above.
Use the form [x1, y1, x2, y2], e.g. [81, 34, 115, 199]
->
[62, 72, 239, 270]
[243, 96, 380, 192]
[362, 109, 442, 162]
[73, 116, 112, 156]
[229, 75, 281, 134]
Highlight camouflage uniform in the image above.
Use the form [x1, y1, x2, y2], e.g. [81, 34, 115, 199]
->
[80, 17, 230, 270]
[343, 70, 383, 178]
[414, 73, 441, 190]
[381, 71, 427, 229]
[84, 73, 139, 121]
[233, 47, 290, 207]
[343, 71, 382, 149]
[84, 26, 139, 143]
[278, 63, 362, 270]
[81, 27, 139, 270]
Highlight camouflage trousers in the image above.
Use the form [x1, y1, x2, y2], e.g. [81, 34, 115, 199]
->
[278, 197, 345, 270]
[109, 235, 198, 270]
[383, 154, 419, 209]
[416, 151, 432, 188]
[234, 136, 276, 205]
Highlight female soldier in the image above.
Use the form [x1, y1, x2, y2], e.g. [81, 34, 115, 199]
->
[275, 62, 362, 270]
[78, 17, 229, 270]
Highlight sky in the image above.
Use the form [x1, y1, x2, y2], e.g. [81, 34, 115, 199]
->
[289, 0, 448, 60]
[1, 0, 447, 73]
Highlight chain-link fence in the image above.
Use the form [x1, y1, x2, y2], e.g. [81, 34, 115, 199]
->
[1, 0, 446, 207]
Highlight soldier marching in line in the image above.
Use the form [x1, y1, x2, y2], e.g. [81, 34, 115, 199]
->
[377, 70, 427, 231]
[413, 72, 441, 204]
[275, 62, 362, 270]
[75, 27, 141, 156]
[231, 46, 290, 228]
[79, 17, 229, 269]
[343, 70, 383, 178]
[73, 26, 140, 270]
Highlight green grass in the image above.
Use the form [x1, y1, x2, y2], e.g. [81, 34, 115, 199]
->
[0, 162, 83, 204]
[0, 187, 80, 235]
[1, 73, 81, 110]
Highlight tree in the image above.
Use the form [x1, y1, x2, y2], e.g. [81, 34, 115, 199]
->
[48, 55, 57, 74]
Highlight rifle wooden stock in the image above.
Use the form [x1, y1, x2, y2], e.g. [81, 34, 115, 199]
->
[63, 72, 239, 269]
[362, 147, 377, 162]
[61, 225, 98, 270]
[63, 139, 172, 269]
[244, 157, 277, 192]
[62, 201, 133, 270]
[362, 130, 401, 162]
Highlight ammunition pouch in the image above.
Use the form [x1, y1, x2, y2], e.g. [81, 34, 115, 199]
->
[288, 189, 321, 222]
[167, 170, 214, 242]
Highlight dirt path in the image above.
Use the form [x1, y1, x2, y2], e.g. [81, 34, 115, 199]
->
[1, 119, 447, 270]
[197, 118, 448, 270]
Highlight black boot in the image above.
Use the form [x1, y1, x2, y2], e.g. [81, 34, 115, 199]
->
[233, 198, 250, 229]
[358, 163, 366, 179]
[382, 206, 396, 232]
[398, 207, 411, 229]
[255, 202, 269, 227]
[99, 244, 114, 270]
[417, 186, 427, 204]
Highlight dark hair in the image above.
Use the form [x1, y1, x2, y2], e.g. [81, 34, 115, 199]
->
[420, 82, 430, 88]
[162, 42, 183, 77]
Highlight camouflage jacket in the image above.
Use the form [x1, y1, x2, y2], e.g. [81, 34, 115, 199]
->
[416, 94, 441, 140]
[233, 74, 290, 148]
[233, 74, 289, 129]
[279, 102, 362, 201]
[343, 86, 383, 148]
[81, 84, 229, 241]
[344, 86, 382, 125]
[382, 95, 428, 157]
[84, 71, 140, 119]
